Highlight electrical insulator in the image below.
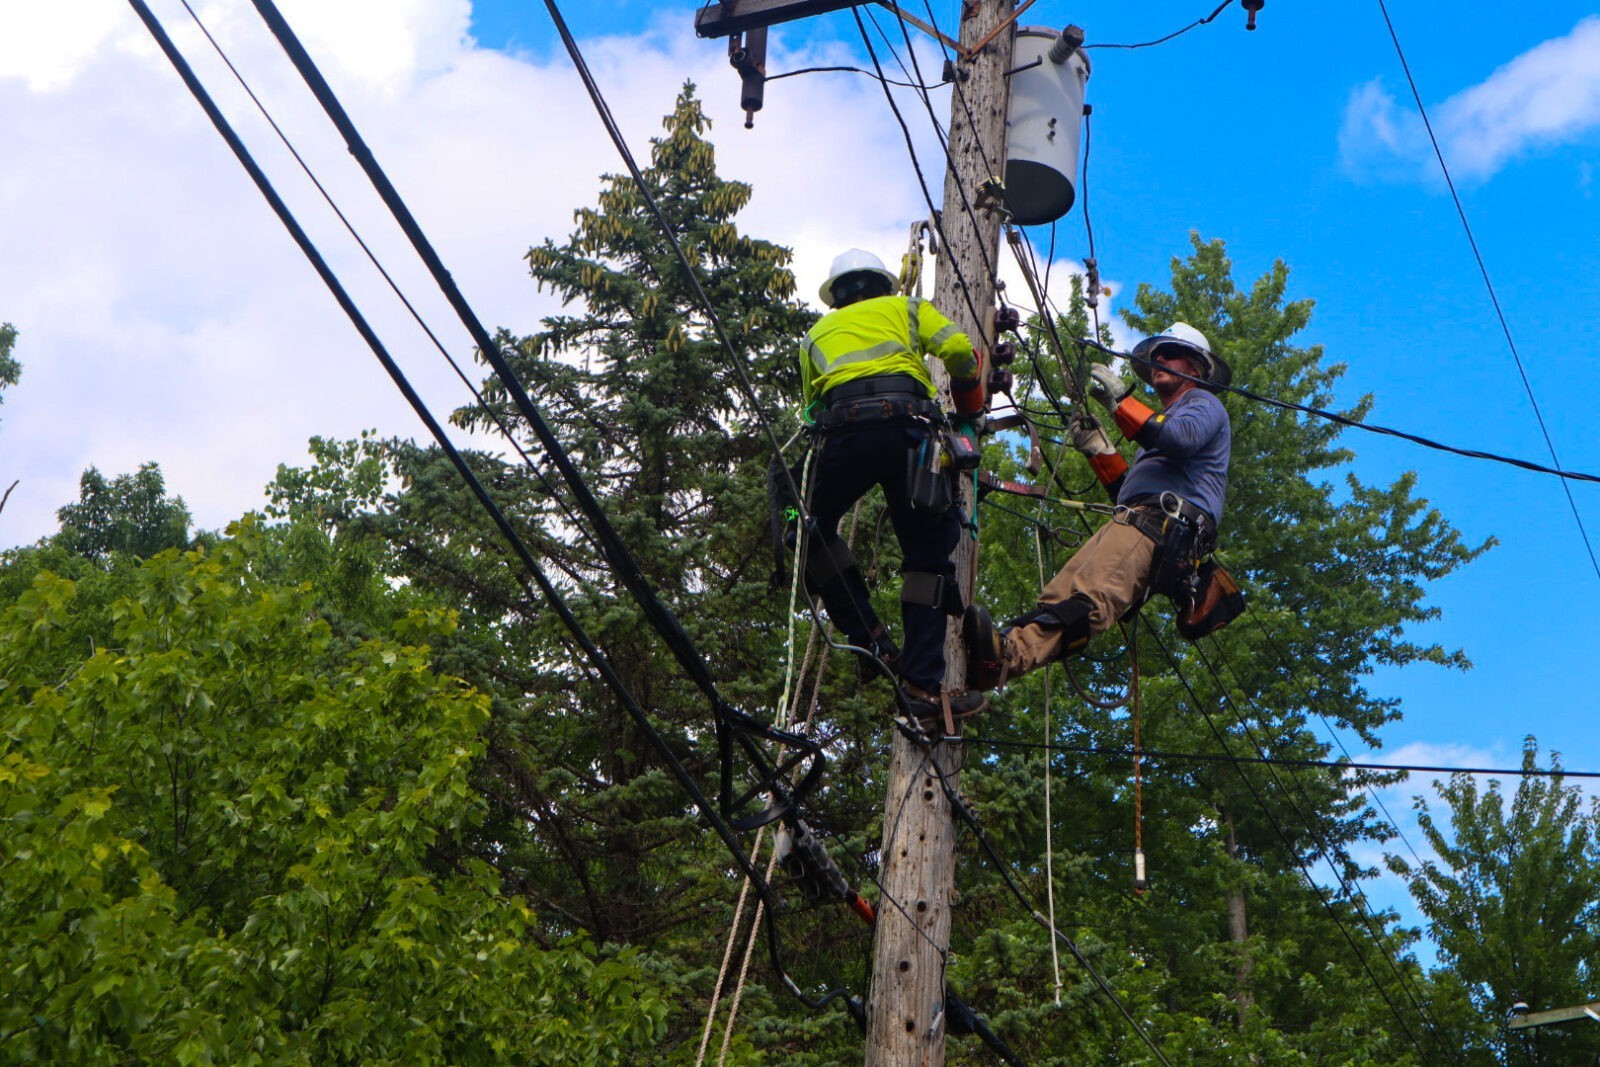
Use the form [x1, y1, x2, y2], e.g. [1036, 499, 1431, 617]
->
[728, 28, 767, 128]
[994, 305, 1021, 333]
[990, 341, 1016, 366]
[1242, 0, 1264, 31]
[988, 366, 1015, 396]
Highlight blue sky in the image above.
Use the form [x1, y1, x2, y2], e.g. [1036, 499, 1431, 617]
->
[3, 0, 1599, 972]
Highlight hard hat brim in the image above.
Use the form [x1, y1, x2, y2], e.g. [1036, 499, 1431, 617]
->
[819, 267, 901, 308]
[1130, 335, 1232, 392]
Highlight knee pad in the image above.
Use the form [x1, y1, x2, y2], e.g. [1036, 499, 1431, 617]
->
[802, 529, 859, 593]
[901, 571, 964, 616]
[1009, 594, 1093, 657]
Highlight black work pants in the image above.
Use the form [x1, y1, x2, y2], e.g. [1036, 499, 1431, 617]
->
[807, 421, 961, 693]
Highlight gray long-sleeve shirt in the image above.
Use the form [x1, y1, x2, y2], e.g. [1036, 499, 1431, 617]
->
[1118, 388, 1231, 525]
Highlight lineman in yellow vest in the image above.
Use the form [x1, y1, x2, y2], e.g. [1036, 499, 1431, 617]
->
[799, 248, 988, 724]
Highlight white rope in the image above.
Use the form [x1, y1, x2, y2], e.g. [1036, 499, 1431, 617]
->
[1034, 508, 1064, 1005]
[694, 829, 768, 1067]
[699, 447, 833, 1062]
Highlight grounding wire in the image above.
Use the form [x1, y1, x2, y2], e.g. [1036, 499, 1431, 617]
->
[1372, 0, 1600, 580]
[138, 0, 840, 1014]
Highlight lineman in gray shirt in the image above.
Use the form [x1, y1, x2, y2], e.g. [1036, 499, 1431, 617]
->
[965, 322, 1233, 689]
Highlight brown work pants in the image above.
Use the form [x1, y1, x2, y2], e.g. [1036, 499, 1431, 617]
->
[1005, 518, 1157, 677]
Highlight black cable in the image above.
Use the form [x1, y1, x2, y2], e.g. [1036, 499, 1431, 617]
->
[1373, 0, 1600, 579]
[767, 63, 946, 90]
[1092, 336, 1600, 486]
[172, 0, 577, 528]
[125, 0, 784, 947]
[851, 8, 991, 344]
[1084, 0, 1236, 50]
[963, 737, 1600, 780]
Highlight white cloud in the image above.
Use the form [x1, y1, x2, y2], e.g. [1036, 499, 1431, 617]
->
[1340, 15, 1600, 183]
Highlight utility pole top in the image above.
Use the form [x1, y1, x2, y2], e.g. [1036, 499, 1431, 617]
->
[695, 0, 866, 38]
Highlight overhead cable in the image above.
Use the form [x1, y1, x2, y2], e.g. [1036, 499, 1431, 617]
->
[1372, 0, 1600, 578]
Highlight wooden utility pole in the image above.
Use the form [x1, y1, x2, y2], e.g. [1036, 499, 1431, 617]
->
[865, 3, 1016, 1064]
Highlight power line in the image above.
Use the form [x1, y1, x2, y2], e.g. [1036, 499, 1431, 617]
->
[1373, 0, 1600, 579]
[964, 737, 1600, 781]
[135, 0, 845, 1015]
[1095, 337, 1600, 486]
[1084, 0, 1237, 51]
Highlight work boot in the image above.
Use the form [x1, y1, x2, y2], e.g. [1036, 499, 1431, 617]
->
[898, 683, 988, 733]
[962, 604, 1007, 691]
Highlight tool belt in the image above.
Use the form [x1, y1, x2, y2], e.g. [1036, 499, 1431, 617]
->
[813, 374, 939, 429]
[1120, 492, 1243, 639]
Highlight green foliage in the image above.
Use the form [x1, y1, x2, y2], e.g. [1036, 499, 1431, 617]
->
[0, 524, 669, 1064]
[1390, 737, 1600, 1064]
[0, 321, 19, 428]
[55, 462, 193, 562]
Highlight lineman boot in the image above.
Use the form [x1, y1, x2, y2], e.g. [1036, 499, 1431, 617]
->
[962, 603, 1008, 691]
[899, 682, 989, 734]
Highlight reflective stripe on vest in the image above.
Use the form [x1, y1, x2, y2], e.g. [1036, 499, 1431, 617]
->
[807, 297, 926, 377]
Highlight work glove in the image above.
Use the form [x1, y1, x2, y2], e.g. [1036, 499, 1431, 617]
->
[1085, 364, 1130, 409]
[1068, 410, 1115, 457]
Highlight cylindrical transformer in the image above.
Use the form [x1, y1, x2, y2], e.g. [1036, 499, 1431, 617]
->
[1004, 26, 1091, 226]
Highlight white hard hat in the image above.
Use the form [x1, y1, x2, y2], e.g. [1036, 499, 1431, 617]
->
[1130, 322, 1232, 392]
[819, 248, 901, 308]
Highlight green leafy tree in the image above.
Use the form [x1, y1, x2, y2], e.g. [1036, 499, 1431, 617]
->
[0, 322, 19, 422]
[1389, 738, 1600, 1064]
[56, 462, 192, 561]
[0, 522, 671, 1065]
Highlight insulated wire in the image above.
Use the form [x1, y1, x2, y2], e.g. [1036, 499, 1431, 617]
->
[851, 7, 992, 344]
[1099, 338, 1600, 486]
[171, 0, 583, 532]
[960, 738, 1600, 780]
[1084, 0, 1237, 51]
[153, 0, 842, 1013]
[1373, 0, 1600, 580]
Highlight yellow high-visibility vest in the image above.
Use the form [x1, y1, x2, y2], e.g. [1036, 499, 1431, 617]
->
[800, 295, 976, 416]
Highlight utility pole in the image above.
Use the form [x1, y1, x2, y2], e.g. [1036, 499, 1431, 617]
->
[865, 2, 1016, 1064]
[697, 3, 1020, 1062]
